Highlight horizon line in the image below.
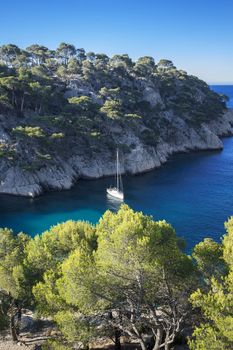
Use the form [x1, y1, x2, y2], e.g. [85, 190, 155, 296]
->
[208, 83, 233, 85]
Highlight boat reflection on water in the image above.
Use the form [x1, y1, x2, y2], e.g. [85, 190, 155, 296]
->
[106, 193, 123, 211]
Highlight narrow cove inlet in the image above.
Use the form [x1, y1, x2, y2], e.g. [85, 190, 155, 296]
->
[1, 3, 233, 349]
[1, 136, 233, 250]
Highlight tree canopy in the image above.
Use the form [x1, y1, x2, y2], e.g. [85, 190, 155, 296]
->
[189, 218, 233, 350]
[0, 206, 233, 349]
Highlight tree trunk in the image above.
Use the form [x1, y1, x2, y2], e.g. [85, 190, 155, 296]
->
[20, 93, 25, 112]
[139, 339, 147, 350]
[15, 307, 22, 335]
[114, 329, 121, 350]
[10, 302, 18, 342]
[12, 90, 15, 106]
[152, 329, 163, 350]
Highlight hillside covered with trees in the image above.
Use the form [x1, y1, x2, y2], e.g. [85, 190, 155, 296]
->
[0, 205, 232, 350]
[0, 43, 232, 196]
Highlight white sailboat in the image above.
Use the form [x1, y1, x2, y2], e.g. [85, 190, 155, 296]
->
[107, 149, 124, 200]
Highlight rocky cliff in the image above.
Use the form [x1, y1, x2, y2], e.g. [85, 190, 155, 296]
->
[0, 108, 232, 197]
[0, 47, 231, 196]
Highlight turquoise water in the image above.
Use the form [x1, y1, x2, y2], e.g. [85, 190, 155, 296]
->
[0, 85, 233, 250]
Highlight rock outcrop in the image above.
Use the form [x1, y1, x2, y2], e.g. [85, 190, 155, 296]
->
[0, 44, 231, 196]
[0, 109, 232, 197]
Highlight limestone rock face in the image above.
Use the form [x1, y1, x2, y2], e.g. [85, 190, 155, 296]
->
[0, 109, 232, 197]
[142, 87, 163, 107]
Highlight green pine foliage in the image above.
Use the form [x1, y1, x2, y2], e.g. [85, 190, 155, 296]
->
[189, 218, 233, 350]
[0, 43, 227, 150]
[0, 206, 232, 349]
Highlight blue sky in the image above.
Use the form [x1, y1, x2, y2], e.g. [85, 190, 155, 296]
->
[1, 0, 233, 83]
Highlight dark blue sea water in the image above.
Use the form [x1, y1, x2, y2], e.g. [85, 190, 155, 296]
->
[211, 85, 233, 108]
[0, 85, 233, 250]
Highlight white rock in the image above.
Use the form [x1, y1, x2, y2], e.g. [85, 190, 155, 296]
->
[0, 110, 232, 197]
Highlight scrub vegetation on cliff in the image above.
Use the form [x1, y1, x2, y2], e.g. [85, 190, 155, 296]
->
[0, 43, 231, 196]
[0, 43, 227, 120]
[0, 205, 232, 350]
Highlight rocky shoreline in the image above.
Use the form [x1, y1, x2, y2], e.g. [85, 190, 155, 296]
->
[0, 109, 232, 197]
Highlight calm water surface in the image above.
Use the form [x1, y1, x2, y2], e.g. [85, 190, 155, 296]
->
[211, 85, 233, 108]
[0, 85, 233, 250]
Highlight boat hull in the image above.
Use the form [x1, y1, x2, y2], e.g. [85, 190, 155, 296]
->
[107, 188, 124, 200]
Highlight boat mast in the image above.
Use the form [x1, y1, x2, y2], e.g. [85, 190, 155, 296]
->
[116, 149, 119, 190]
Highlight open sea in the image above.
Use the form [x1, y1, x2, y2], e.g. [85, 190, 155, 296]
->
[0, 85, 233, 250]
